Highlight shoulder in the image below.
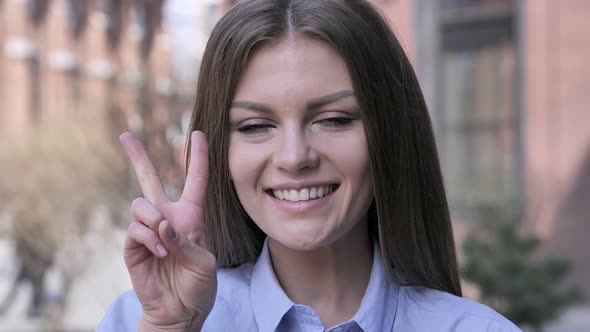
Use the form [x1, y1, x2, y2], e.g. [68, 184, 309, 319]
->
[96, 290, 141, 332]
[203, 263, 258, 331]
[395, 286, 521, 332]
[215, 262, 255, 302]
[96, 264, 258, 332]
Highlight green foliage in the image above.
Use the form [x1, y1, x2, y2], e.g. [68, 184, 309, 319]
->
[461, 207, 583, 331]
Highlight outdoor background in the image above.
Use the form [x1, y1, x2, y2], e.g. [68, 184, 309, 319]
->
[0, 0, 588, 331]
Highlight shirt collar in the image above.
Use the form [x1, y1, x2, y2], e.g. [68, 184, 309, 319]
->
[350, 243, 398, 332]
[251, 239, 295, 332]
[250, 239, 399, 332]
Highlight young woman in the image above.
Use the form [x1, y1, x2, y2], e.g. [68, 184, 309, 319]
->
[99, 0, 520, 331]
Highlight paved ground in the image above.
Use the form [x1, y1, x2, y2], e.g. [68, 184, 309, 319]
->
[0, 215, 131, 332]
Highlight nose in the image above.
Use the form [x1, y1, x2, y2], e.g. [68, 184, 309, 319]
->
[272, 128, 319, 173]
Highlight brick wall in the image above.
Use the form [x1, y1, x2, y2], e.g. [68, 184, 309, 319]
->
[368, 0, 416, 63]
[524, 0, 590, 297]
[0, 0, 188, 193]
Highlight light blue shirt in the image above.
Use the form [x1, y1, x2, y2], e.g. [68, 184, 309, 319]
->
[97, 240, 521, 331]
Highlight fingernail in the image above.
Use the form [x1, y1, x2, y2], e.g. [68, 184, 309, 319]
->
[166, 223, 177, 240]
[119, 132, 130, 142]
[156, 243, 168, 257]
[193, 131, 207, 143]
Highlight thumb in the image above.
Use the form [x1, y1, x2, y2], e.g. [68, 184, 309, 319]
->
[158, 220, 216, 272]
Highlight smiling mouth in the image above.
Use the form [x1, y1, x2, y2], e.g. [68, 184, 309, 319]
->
[266, 184, 339, 202]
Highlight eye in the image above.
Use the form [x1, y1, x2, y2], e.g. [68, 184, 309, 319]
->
[236, 123, 274, 134]
[316, 117, 354, 128]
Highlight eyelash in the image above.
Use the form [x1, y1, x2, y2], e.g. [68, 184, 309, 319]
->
[318, 117, 354, 127]
[235, 117, 354, 135]
[236, 124, 273, 134]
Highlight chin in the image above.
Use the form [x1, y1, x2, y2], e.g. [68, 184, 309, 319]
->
[269, 229, 334, 252]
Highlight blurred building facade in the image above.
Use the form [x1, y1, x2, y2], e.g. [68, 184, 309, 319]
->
[1, 0, 588, 301]
[366, 0, 590, 299]
[0, 0, 223, 201]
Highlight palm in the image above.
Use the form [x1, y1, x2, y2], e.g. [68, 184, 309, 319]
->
[120, 132, 216, 327]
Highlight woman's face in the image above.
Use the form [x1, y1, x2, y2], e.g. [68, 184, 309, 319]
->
[228, 36, 374, 251]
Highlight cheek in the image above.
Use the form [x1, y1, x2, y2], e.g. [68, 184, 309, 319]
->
[228, 140, 268, 192]
[315, 133, 371, 180]
[228, 142, 248, 187]
[227, 141, 239, 180]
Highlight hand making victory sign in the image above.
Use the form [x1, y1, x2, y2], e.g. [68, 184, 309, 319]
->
[119, 131, 217, 331]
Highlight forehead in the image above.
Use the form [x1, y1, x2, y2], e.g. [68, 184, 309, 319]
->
[232, 35, 354, 104]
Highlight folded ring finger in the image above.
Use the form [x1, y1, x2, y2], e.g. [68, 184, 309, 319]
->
[130, 197, 165, 231]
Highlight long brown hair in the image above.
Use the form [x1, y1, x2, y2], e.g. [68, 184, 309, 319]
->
[187, 0, 462, 297]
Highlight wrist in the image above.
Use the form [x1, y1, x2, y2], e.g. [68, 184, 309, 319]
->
[138, 314, 204, 332]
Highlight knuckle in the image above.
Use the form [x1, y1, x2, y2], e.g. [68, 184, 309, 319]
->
[127, 221, 139, 233]
[197, 253, 217, 276]
[149, 206, 164, 221]
[127, 222, 158, 245]
[179, 235, 194, 250]
[130, 197, 144, 212]
[146, 232, 160, 245]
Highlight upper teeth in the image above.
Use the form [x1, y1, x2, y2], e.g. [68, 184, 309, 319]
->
[272, 185, 334, 202]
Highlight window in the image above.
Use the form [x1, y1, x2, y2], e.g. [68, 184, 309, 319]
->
[435, 0, 521, 217]
[65, 0, 87, 40]
[26, 0, 50, 27]
[100, 0, 123, 49]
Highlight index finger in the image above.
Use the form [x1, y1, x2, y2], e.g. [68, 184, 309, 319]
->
[181, 131, 209, 205]
[120, 132, 167, 204]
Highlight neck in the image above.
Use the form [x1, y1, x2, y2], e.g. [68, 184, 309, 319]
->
[268, 221, 373, 328]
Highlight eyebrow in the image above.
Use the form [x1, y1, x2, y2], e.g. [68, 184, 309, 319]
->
[230, 90, 355, 113]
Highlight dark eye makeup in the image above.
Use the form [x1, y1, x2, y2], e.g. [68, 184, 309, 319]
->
[316, 116, 354, 128]
[236, 123, 274, 134]
[232, 110, 358, 136]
